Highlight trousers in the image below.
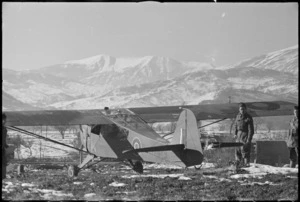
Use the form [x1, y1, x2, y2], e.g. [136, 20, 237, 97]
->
[235, 142, 251, 162]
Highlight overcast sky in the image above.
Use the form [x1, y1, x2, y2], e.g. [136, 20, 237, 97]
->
[2, 2, 298, 70]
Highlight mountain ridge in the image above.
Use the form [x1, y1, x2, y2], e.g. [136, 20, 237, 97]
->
[2, 45, 298, 110]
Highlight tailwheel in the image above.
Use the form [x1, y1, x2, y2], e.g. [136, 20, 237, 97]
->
[68, 165, 80, 177]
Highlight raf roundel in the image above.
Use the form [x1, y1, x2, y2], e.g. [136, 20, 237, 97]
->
[247, 102, 279, 111]
[132, 137, 142, 149]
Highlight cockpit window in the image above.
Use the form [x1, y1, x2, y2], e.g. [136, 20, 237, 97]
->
[91, 125, 101, 135]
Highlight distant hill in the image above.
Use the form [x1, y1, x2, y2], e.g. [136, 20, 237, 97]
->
[2, 91, 40, 111]
[2, 45, 298, 110]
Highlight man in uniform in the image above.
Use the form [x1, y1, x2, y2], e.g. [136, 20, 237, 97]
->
[287, 106, 298, 168]
[234, 102, 254, 167]
[104, 107, 111, 115]
[2, 113, 8, 179]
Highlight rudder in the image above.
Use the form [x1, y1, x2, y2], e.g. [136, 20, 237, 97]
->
[171, 108, 203, 154]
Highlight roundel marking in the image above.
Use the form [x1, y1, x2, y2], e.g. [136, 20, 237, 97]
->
[247, 102, 279, 111]
[132, 137, 142, 149]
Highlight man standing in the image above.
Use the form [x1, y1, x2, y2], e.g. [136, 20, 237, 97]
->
[2, 113, 8, 179]
[287, 106, 298, 168]
[104, 107, 111, 115]
[234, 103, 254, 167]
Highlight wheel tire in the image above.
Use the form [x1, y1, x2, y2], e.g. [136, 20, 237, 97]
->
[133, 161, 143, 174]
[68, 165, 79, 177]
[194, 165, 202, 170]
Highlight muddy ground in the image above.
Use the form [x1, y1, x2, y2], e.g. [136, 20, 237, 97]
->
[1, 162, 298, 201]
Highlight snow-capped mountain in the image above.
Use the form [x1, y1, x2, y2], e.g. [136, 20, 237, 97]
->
[218, 45, 298, 74]
[2, 45, 298, 110]
[2, 91, 40, 111]
[3, 56, 214, 108]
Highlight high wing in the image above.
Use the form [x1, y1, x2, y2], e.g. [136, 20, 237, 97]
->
[4, 108, 168, 143]
[4, 109, 113, 126]
[4, 101, 295, 126]
[129, 101, 296, 123]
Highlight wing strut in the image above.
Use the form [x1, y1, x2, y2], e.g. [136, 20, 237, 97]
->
[198, 118, 227, 129]
[6, 126, 94, 155]
[162, 118, 228, 138]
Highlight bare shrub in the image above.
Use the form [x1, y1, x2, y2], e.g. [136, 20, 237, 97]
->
[21, 138, 34, 157]
[52, 125, 71, 139]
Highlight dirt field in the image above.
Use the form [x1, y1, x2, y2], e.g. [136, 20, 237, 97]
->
[2, 162, 298, 200]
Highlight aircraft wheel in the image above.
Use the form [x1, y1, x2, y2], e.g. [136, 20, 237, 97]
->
[194, 165, 202, 170]
[68, 165, 79, 177]
[133, 161, 143, 174]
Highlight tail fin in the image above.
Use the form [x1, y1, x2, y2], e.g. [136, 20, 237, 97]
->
[171, 108, 203, 154]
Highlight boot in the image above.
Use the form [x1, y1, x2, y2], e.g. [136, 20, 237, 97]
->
[290, 161, 296, 168]
[244, 158, 250, 167]
[235, 160, 240, 172]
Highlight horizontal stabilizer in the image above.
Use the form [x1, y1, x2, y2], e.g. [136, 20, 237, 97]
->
[123, 144, 185, 155]
[203, 142, 244, 149]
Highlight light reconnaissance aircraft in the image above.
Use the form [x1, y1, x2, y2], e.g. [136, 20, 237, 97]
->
[4, 101, 295, 177]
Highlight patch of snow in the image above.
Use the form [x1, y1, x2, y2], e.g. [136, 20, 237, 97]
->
[41, 192, 74, 199]
[2, 188, 15, 193]
[73, 182, 83, 185]
[37, 189, 55, 193]
[116, 191, 137, 195]
[109, 182, 127, 187]
[198, 163, 216, 169]
[286, 176, 298, 179]
[4, 182, 13, 185]
[23, 190, 31, 194]
[143, 163, 182, 170]
[203, 175, 219, 179]
[122, 173, 184, 179]
[219, 177, 233, 182]
[230, 163, 298, 179]
[4, 184, 18, 189]
[84, 193, 97, 198]
[178, 176, 192, 180]
[243, 163, 298, 175]
[21, 183, 36, 187]
[230, 173, 266, 179]
[240, 181, 283, 186]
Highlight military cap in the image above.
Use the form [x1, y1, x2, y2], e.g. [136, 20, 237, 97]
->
[104, 107, 109, 110]
[239, 102, 246, 108]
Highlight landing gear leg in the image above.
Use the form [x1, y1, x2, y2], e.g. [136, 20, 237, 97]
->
[68, 154, 95, 177]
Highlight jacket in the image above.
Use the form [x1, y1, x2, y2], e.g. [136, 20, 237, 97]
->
[234, 112, 254, 143]
[287, 116, 298, 148]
